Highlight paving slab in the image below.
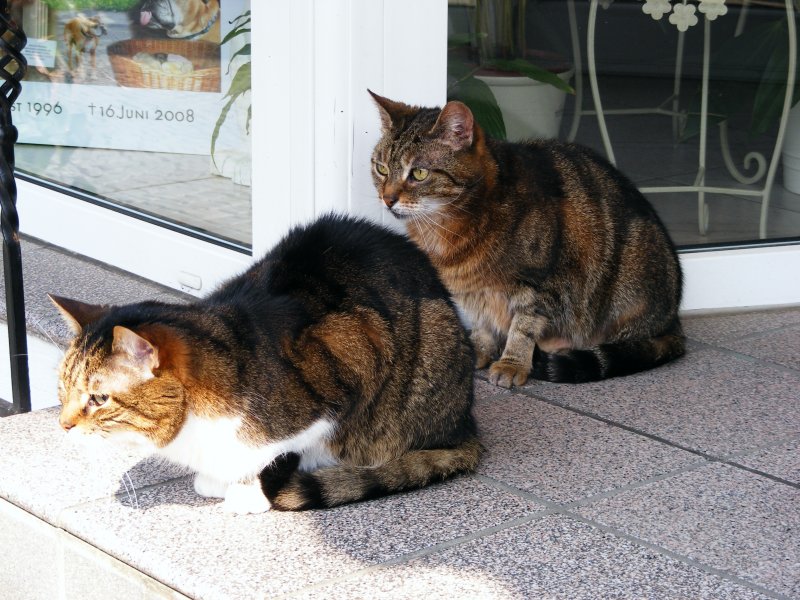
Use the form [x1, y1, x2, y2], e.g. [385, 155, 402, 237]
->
[0, 408, 185, 523]
[59, 475, 544, 600]
[682, 308, 800, 345]
[300, 514, 773, 600]
[474, 393, 698, 504]
[575, 463, 800, 598]
[520, 347, 800, 457]
[717, 326, 800, 372]
[734, 438, 800, 486]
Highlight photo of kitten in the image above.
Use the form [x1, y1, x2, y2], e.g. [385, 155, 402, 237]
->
[51, 214, 481, 513]
[370, 91, 685, 387]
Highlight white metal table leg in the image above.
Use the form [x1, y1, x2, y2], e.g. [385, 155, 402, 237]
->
[566, 0, 583, 142]
[587, 0, 616, 165]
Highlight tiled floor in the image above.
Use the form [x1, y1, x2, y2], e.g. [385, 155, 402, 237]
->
[1, 307, 798, 599]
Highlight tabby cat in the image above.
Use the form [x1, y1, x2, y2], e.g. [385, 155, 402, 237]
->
[370, 91, 685, 387]
[52, 214, 481, 513]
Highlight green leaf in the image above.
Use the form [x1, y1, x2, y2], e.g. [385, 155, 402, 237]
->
[211, 94, 238, 165]
[221, 25, 251, 47]
[211, 62, 252, 163]
[224, 62, 252, 100]
[448, 75, 506, 139]
[485, 58, 574, 94]
[227, 43, 252, 73]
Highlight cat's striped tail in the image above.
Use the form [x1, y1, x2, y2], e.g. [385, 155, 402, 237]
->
[259, 437, 483, 511]
[531, 325, 686, 384]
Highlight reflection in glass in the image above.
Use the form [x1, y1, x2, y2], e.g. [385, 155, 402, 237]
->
[447, 0, 800, 249]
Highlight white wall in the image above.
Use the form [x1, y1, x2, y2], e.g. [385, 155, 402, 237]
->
[253, 0, 448, 256]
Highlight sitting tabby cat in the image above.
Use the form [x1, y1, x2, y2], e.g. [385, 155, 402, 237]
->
[370, 91, 685, 387]
[52, 214, 481, 513]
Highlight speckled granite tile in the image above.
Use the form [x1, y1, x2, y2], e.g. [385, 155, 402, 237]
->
[575, 463, 800, 598]
[59, 476, 544, 600]
[473, 377, 509, 403]
[475, 393, 697, 504]
[719, 326, 800, 372]
[300, 514, 771, 600]
[0, 244, 189, 346]
[682, 308, 800, 345]
[735, 439, 800, 485]
[523, 347, 800, 456]
[0, 409, 185, 524]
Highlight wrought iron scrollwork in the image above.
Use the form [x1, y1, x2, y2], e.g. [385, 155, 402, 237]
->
[0, 0, 31, 414]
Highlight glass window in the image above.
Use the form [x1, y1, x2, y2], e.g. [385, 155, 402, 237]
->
[12, 0, 251, 251]
[447, 0, 800, 249]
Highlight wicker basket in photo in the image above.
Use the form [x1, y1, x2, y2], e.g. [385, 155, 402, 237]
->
[107, 39, 221, 93]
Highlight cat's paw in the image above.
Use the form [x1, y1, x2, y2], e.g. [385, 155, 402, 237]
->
[488, 360, 530, 388]
[223, 482, 272, 515]
[474, 350, 493, 370]
[194, 473, 228, 498]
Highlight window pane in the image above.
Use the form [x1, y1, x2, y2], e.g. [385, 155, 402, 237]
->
[13, 0, 252, 251]
[447, 0, 800, 249]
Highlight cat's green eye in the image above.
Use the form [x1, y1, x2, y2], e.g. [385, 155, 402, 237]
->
[375, 162, 389, 176]
[87, 394, 109, 408]
[411, 168, 429, 182]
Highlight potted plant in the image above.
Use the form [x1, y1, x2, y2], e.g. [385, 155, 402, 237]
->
[448, 0, 575, 141]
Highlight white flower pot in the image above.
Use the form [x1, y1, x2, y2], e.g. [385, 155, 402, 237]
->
[476, 68, 574, 141]
[782, 103, 800, 194]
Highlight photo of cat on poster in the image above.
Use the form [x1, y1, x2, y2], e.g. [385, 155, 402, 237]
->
[15, 0, 222, 91]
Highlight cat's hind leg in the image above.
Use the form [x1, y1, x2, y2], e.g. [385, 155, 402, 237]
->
[223, 481, 272, 514]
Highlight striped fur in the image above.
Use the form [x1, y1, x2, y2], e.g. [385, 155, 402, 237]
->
[52, 214, 481, 511]
[370, 92, 685, 386]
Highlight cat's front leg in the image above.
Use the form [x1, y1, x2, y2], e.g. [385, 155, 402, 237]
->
[489, 312, 544, 388]
[194, 473, 228, 499]
[471, 326, 499, 369]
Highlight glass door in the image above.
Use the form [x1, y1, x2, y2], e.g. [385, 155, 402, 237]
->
[447, 0, 800, 310]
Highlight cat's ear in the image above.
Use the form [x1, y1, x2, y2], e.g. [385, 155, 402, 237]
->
[112, 326, 160, 374]
[428, 101, 474, 151]
[48, 294, 110, 334]
[368, 89, 412, 132]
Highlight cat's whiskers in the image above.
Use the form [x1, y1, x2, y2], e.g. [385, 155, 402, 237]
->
[419, 209, 463, 245]
[29, 316, 67, 358]
[439, 177, 483, 218]
[120, 471, 140, 509]
[409, 213, 436, 254]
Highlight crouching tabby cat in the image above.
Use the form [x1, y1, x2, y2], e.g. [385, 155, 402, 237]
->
[370, 92, 685, 387]
[51, 214, 481, 513]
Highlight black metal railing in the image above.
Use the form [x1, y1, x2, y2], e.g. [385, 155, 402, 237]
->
[0, 0, 30, 414]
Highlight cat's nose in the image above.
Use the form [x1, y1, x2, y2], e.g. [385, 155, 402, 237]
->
[59, 416, 75, 431]
[383, 194, 399, 208]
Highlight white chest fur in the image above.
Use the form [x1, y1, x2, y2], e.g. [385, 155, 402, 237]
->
[157, 414, 337, 484]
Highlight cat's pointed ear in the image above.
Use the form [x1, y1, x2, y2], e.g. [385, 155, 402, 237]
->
[428, 101, 474, 151]
[112, 326, 160, 373]
[368, 89, 411, 132]
[48, 294, 109, 335]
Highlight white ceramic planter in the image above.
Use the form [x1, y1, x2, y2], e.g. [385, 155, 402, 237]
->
[782, 103, 800, 194]
[476, 68, 574, 141]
